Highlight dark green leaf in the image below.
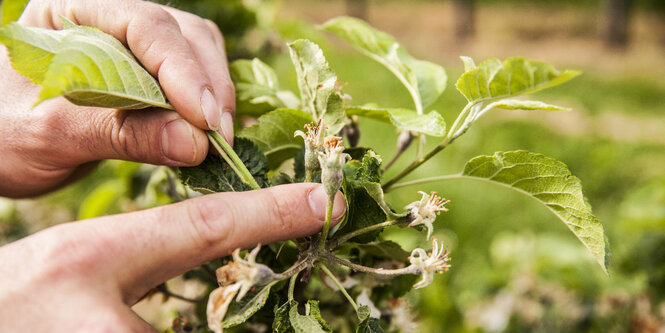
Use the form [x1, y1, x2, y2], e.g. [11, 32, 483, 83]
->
[178, 137, 269, 193]
[338, 159, 388, 243]
[222, 281, 277, 328]
[273, 300, 296, 333]
[356, 306, 384, 333]
[306, 300, 332, 331]
[356, 241, 410, 262]
[239, 108, 312, 169]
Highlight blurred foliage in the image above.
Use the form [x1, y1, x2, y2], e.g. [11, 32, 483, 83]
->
[1, 1, 664, 331]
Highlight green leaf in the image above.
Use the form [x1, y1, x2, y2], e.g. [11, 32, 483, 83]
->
[77, 179, 127, 220]
[363, 182, 408, 221]
[239, 108, 312, 169]
[460, 55, 477, 71]
[338, 158, 388, 243]
[456, 56, 580, 103]
[222, 281, 277, 328]
[287, 39, 345, 134]
[273, 300, 295, 333]
[178, 137, 269, 193]
[461, 151, 609, 273]
[356, 241, 411, 262]
[230, 58, 299, 116]
[1, 0, 29, 25]
[0, 21, 170, 110]
[305, 300, 332, 331]
[356, 306, 384, 333]
[0, 23, 67, 83]
[321, 16, 446, 111]
[346, 107, 446, 137]
[356, 150, 382, 183]
[289, 301, 331, 333]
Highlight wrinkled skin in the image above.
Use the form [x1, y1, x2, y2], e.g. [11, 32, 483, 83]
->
[0, 1, 346, 331]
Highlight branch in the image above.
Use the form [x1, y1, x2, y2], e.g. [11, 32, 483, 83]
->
[321, 253, 420, 277]
[328, 220, 396, 249]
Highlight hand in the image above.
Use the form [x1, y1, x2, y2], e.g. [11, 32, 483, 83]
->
[0, 0, 234, 197]
[0, 184, 346, 331]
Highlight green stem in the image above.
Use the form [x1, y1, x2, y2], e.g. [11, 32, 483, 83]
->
[319, 264, 358, 312]
[206, 131, 261, 190]
[389, 174, 464, 191]
[317, 193, 336, 252]
[288, 273, 298, 301]
[382, 103, 476, 192]
[329, 221, 396, 249]
[305, 170, 313, 183]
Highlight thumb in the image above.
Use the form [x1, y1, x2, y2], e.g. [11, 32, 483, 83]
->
[31, 98, 210, 166]
[51, 183, 346, 304]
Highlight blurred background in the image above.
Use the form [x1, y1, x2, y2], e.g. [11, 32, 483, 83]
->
[1, 0, 664, 332]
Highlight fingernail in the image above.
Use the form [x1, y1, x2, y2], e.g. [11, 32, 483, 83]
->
[161, 119, 197, 164]
[308, 185, 346, 224]
[201, 88, 221, 130]
[220, 111, 234, 146]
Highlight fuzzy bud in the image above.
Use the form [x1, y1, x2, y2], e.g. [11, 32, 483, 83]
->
[317, 136, 350, 197]
[295, 120, 326, 177]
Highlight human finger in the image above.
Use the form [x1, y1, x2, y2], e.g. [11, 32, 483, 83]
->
[27, 97, 209, 167]
[19, 0, 223, 131]
[161, 6, 236, 145]
[44, 183, 346, 304]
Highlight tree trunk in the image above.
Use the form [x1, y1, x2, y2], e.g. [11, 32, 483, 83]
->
[346, 0, 369, 21]
[606, 0, 632, 48]
[453, 0, 475, 43]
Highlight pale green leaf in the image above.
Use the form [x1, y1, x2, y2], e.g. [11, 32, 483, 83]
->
[0, 23, 67, 83]
[289, 302, 331, 333]
[287, 39, 345, 133]
[488, 99, 570, 111]
[230, 58, 299, 116]
[456, 56, 580, 103]
[321, 16, 447, 111]
[238, 108, 313, 169]
[460, 151, 609, 273]
[222, 281, 277, 328]
[39, 24, 168, 109]
[0, 22, 169, 110]
[346, 107, 446, 137]
[1, 0, 29, 25]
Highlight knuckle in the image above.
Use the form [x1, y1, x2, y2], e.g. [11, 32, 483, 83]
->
[141, 4, 179, 29]
[103, 112, 147, 161]
[185, 197, 234, 251]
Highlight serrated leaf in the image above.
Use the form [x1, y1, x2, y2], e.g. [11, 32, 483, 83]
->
[0, 22, 169, 110]
[339, 158, 388, 243]
[222, 281, 277, 328]
[321, 16, 446, 111]
[356, 306, 384, 333]
[1, 0, 29, 25]
[363, 182, 408, 221]
[178, 137, 269, 193]
[273, 300, 295, 333]
[239, 108, 312, 169]
[289, 301, 331, 333]
[230, 58, 299, 116]
[456, 56, 580, 103]
[460, 56, 477, 71]
[346, 107, 446, 137]
[287, 39, 345, 134]
[461, 151, 608, 273]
